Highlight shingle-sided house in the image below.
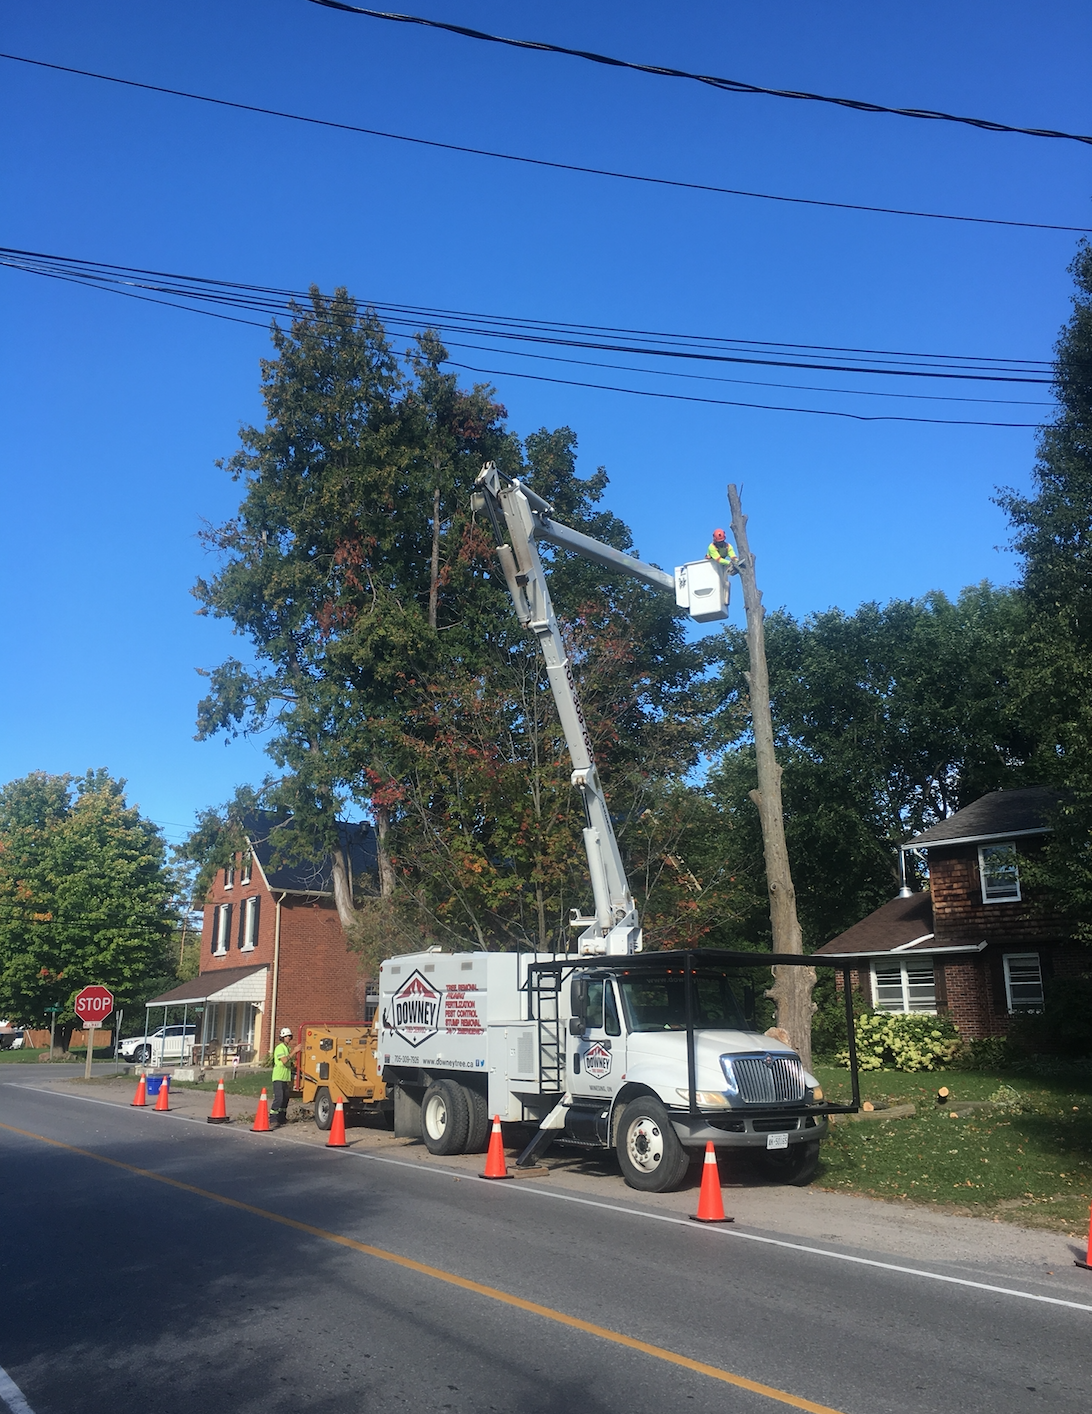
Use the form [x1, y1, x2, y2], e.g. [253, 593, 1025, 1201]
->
[147, 813, 377, 1063]
[813, 787, 1087, 1039]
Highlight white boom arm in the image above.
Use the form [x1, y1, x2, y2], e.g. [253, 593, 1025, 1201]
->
[473, 462, 729, 956]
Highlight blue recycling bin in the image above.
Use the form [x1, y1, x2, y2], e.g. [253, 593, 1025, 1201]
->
[145, 1074, 168, 1097]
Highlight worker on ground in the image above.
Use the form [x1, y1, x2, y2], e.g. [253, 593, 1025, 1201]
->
[707, 528, 739, 569]
[271, 1027, 296, 1128]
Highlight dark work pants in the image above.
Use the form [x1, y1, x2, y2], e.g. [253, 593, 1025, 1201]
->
[272, 1080, 291, 1123]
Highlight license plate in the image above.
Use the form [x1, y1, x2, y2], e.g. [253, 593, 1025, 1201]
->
[765, 1132, 789, 1150]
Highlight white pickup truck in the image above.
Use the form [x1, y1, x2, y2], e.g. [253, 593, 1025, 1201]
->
[379, 948, 854, 1191]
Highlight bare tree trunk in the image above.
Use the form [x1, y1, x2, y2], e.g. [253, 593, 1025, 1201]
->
[330, 845, 360, 934]
[374, 802, 396, 899]
[727, 484, 815, 1069]
[428, 485, 441, 630]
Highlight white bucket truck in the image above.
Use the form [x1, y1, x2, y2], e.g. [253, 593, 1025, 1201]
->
[379, 947, 855, 1190]
[378, 466, 859, 1191]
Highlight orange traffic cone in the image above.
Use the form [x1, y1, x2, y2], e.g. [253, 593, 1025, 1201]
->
[326, 1097, 347, 1148]
[251, 1087, 271, 1132]
[1076, 1205, 1092, 1270]
[481, 1115, 510, 1179]
[690, 1142, 733, 1224]
[153, 1075, 170, 1112]
[130, 1071, 147, 1108]
[206, 1078, 230, 1125]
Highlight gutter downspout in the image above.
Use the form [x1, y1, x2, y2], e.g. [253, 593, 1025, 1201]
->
[268, 891, 288, 1056]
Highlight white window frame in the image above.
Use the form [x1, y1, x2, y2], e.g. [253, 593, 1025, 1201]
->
[211, 902, 231, 956]
[240, 895, 260, 952]
[240, 853, 252, 886]
[871, 958, 937, 1014]
[1003, 952, 1044, 1013]
[979, 841, 1021, 904]
[224, 865, 235, 890]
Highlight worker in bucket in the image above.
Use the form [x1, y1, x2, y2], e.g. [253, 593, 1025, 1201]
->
[707, 528, 739, 568]
[271, 1027, 297, 1128]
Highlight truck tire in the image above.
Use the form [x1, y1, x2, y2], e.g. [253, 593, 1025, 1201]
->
[615, 1096, 691, 1192]
[756, 1139, 820, 1186]
[313, 1087, 333, 1131]
[461, 1083, 490, 1153]
[422, 1079, 471, 1155]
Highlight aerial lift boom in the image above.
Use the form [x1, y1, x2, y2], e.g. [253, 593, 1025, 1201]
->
[472, 462, 730, 958]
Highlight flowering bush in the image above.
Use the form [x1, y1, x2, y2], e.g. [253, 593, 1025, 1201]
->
[836, 1012, 963, 1072]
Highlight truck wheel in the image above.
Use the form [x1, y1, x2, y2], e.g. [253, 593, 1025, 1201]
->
[313, 1087, 333, 1131]
[422, 1079, 471, 1155]
[461, 1083, 490, 1153]
[756, 1139, 820, 1186]
[616, 1097, 691, 1192]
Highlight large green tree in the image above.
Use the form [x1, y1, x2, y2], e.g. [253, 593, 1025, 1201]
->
[192, 292, 710, 955]
[707, 584, 1032, 947]
[998, 240, 1092, 932]
[0, 771, 177, 1045]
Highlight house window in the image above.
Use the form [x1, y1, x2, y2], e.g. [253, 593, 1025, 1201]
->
[240, 853, 252, 886]
[211, 902, 232, 956]
[979, 841, 1020, 903]
[224, 865, 235, 890]
[1004, 953, 1044, 1012]
[872, 959, 937, 1014]
[240, 895, 260, 951]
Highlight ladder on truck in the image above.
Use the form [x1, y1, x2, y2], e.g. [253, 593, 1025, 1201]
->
[528, 967, 564, 1095]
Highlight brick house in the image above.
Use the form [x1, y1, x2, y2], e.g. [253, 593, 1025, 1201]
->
[147, 813, 377, 1063]
[813, 787, 1088, 1039]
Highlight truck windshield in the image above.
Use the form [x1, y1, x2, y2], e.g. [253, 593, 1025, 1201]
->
[617, 970, 748, 1032]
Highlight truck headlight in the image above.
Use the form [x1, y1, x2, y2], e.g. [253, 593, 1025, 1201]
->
[676, 1089, 732, 1108]
[803, 1069, 823, 1102]
[719, 1057, 740, 1097]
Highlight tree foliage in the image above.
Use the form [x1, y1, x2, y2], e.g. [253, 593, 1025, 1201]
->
[707, 585, 1032, 946]
[191, 292, 712, 954]
[0, 771, 177, 1039]
[998, 240, 1092, 933]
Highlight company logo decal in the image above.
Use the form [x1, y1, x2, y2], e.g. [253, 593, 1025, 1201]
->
[389, 970, 443, 1048]
[583, 1042, 612, 1079]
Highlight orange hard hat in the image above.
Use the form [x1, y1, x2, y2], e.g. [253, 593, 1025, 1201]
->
[713, 528, 727, 542]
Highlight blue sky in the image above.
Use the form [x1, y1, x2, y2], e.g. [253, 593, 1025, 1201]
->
[2, 0, 1090, 847]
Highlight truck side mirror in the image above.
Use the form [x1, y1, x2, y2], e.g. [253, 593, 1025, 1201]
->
[568, 1017, 585, 1036]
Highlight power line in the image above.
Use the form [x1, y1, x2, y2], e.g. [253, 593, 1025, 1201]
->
[441, 360, 1039, 428]
[0, 246, 1051, 425]
[1, 51, 1088, 237]
[0, 247, 1051, 381]
[308, 3, 1092, 148]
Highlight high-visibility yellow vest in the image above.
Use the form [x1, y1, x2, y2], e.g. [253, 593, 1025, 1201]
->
[707, 541, 737, 563]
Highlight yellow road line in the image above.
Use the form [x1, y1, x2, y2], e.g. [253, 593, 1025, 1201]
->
[0, 1119, 847, 1414]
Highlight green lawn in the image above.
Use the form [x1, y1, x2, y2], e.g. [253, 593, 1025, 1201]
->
[0, 1046, 116, 1063]
[814, 1063, 1092, 1235]
[172, 1071, 275, 1096]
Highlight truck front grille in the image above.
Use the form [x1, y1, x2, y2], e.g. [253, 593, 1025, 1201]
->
[732, 1054, 805, 1105]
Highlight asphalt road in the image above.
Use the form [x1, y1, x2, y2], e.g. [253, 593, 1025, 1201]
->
[1, 1074, 1089, 1414]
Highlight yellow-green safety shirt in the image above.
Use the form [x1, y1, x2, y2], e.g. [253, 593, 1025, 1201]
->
[272, 1042, 292, 1082]
[707, 541, 738, 564]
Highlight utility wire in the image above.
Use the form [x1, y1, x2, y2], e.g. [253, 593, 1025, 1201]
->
[2, 51, 1088, 237]
[0, 247, 1050, 424]
[309, 2, 1092, 148]
[0, 248, 1051, 382]
[0, 247, 1050, 371]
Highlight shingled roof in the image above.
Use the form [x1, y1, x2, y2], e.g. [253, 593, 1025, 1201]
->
[242, 811, 378, 898]
[813, 893, 936, 958]
[908, 787, 1061, 849]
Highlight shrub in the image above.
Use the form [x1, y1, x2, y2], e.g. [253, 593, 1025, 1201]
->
[810, 971, 872, 1059]
[836, 1011, 963, 1072]
[949, 1035, 1019, 1070]
[1007, 975, 1092, 1058]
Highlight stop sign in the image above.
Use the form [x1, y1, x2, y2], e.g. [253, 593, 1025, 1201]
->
[74, 986, 114, 1025]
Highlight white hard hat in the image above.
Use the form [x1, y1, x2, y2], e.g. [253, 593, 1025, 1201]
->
[279, 1028, 293, 1038]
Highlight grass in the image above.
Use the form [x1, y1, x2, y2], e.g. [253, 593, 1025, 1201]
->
[172, 1071, 274, 1096]
[814, 1063, 1092, 1235]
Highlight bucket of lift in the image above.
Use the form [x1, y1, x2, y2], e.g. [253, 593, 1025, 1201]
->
[674, 560, 730, 623]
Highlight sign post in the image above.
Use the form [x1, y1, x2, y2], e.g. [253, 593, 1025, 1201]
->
[45, 1004, 60, 1062]
[74, 986, 114, 1079]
